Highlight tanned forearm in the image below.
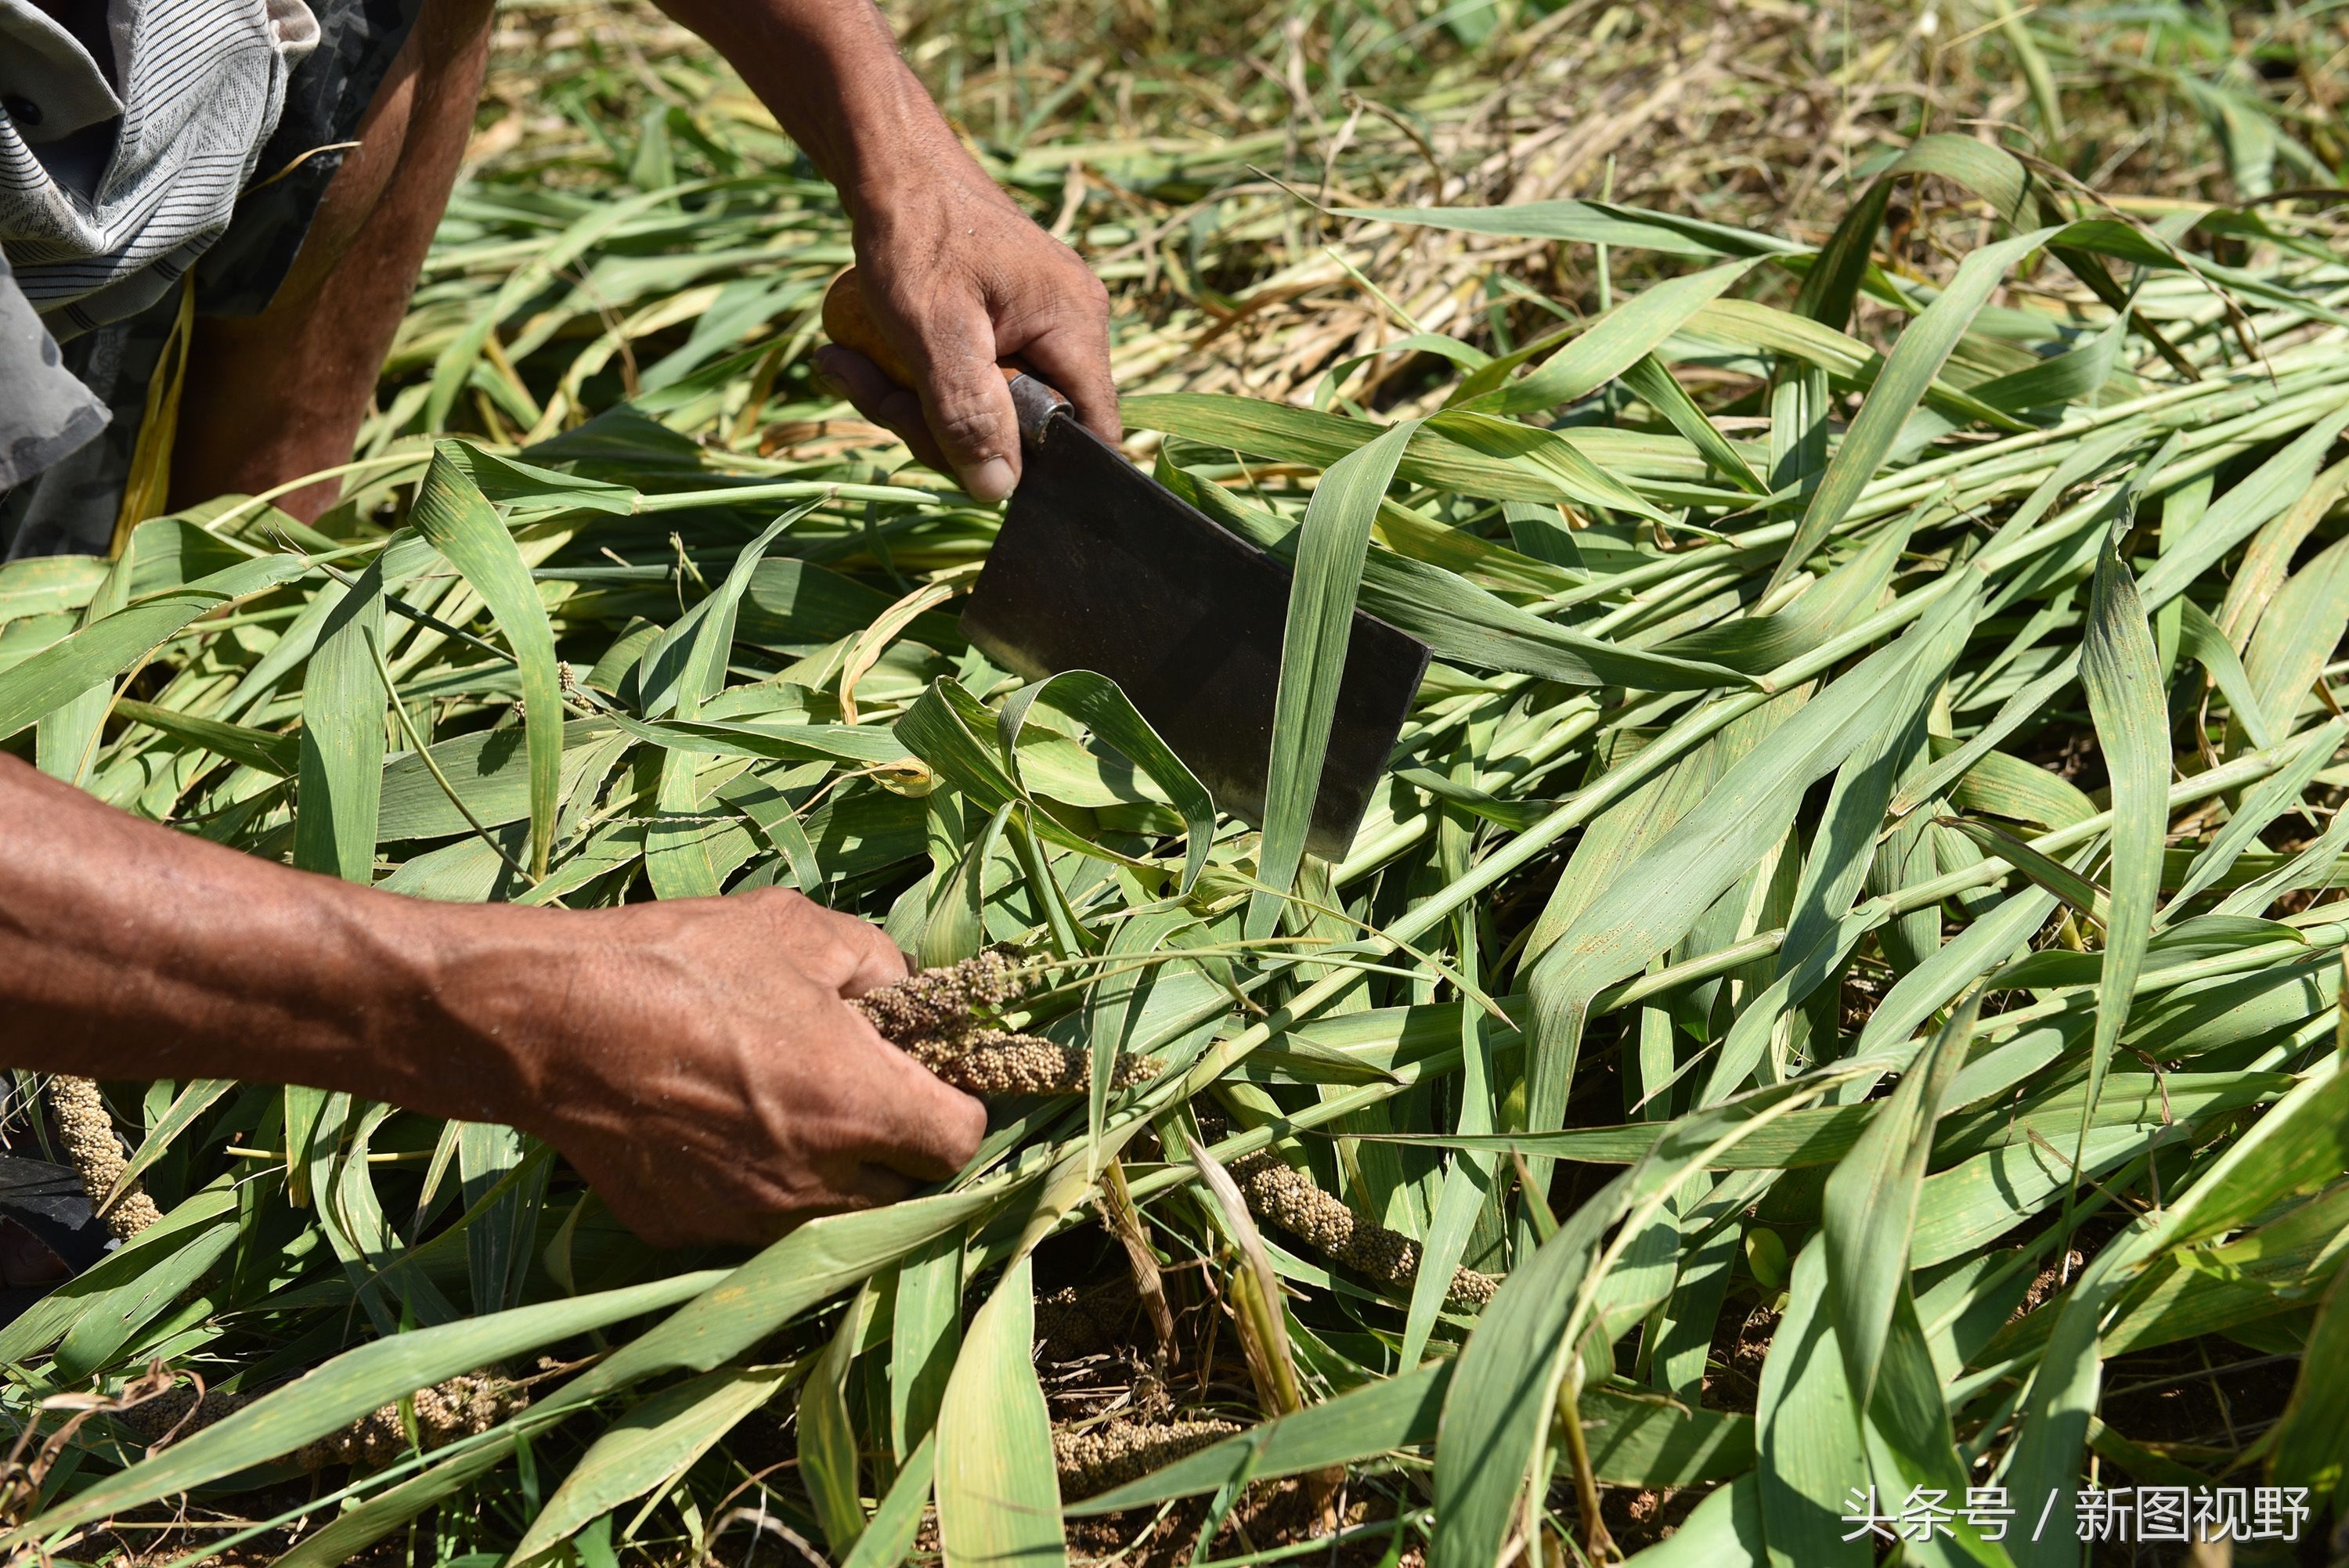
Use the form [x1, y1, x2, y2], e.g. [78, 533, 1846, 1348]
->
[651, 0, 1117, 504]
[644, 0, 963, 225]
[0, 752, 985, 1244]
[0, 752, 543, 1122]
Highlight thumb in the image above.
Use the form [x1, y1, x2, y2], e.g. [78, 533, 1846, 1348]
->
[907, 306, 1023, 504]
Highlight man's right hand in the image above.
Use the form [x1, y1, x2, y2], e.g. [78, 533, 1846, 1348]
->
[482, 889, 990, 1249]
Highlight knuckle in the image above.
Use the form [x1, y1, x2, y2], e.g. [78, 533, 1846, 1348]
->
[944, 1096, 987, 1159]
[929, 402, 1010, 457]
[736, 884, 801, 917]
[904, 1073, 987, 1150]
[613, 1198, 681, 1249]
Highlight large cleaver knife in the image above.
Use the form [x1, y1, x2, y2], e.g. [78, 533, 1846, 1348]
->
[823, 269, 1429, 859]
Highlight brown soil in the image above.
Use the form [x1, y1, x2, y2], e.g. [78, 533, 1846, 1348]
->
[1701, 1301, 1781, 1418]
[1064, 1478, 1425, 1568]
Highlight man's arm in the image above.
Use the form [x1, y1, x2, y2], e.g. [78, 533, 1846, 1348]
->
[0, 755, 986, 1246]
[653, 0, 1117, 503]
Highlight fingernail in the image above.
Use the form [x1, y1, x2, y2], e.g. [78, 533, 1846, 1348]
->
[968, 457, 1016, 503]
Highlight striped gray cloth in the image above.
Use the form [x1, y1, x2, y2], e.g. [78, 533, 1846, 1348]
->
[0, 0, 319, 496]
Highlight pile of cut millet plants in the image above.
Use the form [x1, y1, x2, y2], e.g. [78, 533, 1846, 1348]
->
[8, 16, 2349, 1568]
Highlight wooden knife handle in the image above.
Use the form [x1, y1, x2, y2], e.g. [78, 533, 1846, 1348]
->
[821, 267, 1070, 445]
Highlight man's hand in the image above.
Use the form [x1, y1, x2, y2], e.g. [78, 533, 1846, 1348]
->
[814, 168, 1116, 503]
[509, 890, 987, 1247]
[0, 755, 987, 1252]
[648, 0, 1117, 503]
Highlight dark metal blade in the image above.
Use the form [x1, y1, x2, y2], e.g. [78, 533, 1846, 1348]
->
[960, 413, 1430, 860]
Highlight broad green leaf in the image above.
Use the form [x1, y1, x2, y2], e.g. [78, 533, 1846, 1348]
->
[1820, 994, 1979, 1407]
[1766, 227, 2058, 593]
[1249, 416, 1419, 936]
[1620, 354, 1769, 492]
[2243, 532, 2349, 741]
[508, 1364, 799, 1565]
[845, 1433, 938, 1568]
[889, 1234, 963, 1460]
[458, 1121, 543, 1314]
[35, 546, 132, 788]
[645, 510, 805, 898]
[410, 442, 565, 878]
[1756, 1240, 1867, 1568]
[0, 553, 309, 742]
[271, 1439, 517, 1568]
[1432, 1170, 1617, 1568]
[1655, 515, 1908, 676]
[294, 557, 388, 883]
[53, 1213, 239, 1382]
[1166, 461, 1750, 691]
[1626, 1472, 1763, 1566]
[2004, 1062, 2349, 1566]
[2179, 597, 2276, 752]
[1934, 737, 2096, 831]
[1402, 999, 1496, 1368]
[896, 677, 1170, 884]
[1341, 196, 1798, 258]
[16, 1271, 727, 1540]
[1435, 1079, 1842, 1568]
[377, 717, 621, 842]
[2169, 720, 2347, 913]
[2265, 1255, 2349, 1509]
[1124, 392, 1679, 509]
[110, 698, 298, 776]
[999, 669, 1216, 893]
[935, 1253, 1064, 1568]
[1527, 582, 1978, 1146]
[1461, 260, 1763, 416]
[2139, 398, 2349, 607]
[423, 182, 701, 430]
[100, 1079, 233, 1215]
[800, 1285, 879, 1556]
[570, 1186, 1005, 1400]
[2076, 532, 2167, 1170]
[1070, 1362, 1748, 1513]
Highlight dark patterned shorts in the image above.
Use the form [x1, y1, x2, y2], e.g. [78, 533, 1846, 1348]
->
[0, 0, 425, 561]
